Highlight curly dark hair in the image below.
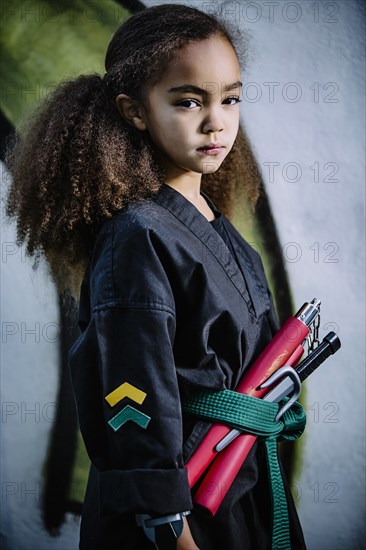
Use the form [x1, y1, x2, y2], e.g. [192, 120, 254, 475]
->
[4, 3, 261, 305]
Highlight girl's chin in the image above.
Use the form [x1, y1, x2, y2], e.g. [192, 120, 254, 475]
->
[198, 161, 222, 175]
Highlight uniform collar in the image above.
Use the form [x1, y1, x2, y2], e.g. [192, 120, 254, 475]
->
[151, 183, 258, 319]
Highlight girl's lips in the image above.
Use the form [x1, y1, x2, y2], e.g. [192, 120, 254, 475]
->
[196, 146, 225, 156]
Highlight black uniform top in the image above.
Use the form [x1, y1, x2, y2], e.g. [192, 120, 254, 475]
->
[68, 183, 305, 549]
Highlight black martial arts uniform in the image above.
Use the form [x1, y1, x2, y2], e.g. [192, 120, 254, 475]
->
[68, 183, 306, 549]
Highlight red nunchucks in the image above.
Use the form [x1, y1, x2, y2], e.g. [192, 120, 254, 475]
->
[186, 299, 321, 515]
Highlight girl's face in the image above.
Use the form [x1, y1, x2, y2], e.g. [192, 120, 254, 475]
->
[140, 35, 242, 184]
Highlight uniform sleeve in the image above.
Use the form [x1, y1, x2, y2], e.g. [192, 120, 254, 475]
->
[68, 220, 193, 517]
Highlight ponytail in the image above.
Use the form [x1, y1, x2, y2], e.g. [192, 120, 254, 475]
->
[4, 73, 163, 304]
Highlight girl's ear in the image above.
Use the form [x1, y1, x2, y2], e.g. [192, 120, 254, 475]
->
[115, 94, 147, 131]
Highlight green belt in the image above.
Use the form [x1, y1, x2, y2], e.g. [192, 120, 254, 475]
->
[183, 389, 306, 550]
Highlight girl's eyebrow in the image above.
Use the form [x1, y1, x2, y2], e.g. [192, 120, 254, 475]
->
[167, 81, 243, 95]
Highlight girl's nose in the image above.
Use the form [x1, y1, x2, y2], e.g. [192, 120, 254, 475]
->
[202, 110, 224, 134]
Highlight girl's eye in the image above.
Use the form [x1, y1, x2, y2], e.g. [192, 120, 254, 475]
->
[223, 96, 242, 105]
[176, 99, 200, 109]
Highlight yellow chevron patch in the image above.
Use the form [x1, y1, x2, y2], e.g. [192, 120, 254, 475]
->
[105, 382, 147, 407]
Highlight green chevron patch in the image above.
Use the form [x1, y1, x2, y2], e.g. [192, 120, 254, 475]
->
[108, 404, 151, 432]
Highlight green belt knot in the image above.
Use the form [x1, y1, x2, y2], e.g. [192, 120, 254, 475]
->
[183, 389, 306, 550]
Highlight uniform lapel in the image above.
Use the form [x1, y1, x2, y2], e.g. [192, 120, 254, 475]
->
[229, 233, 270, 320]
[151, 184, 257, 318]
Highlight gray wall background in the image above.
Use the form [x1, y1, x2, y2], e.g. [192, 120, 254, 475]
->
[1, 1, 365, 548]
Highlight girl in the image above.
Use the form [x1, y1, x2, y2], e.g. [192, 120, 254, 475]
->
[5, 4, 306, 549]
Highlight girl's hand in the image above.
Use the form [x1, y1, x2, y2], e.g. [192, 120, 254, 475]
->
[176, 516, 200, 550]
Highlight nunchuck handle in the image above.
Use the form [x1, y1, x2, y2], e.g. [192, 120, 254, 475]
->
[186, 316, 310, 488]
[297, 332, 341, 382]
[192, 331, 341, 515]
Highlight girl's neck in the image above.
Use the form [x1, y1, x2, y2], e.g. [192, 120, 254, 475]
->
[162, 165, 202, 201]
[166, 179, 201, 203]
